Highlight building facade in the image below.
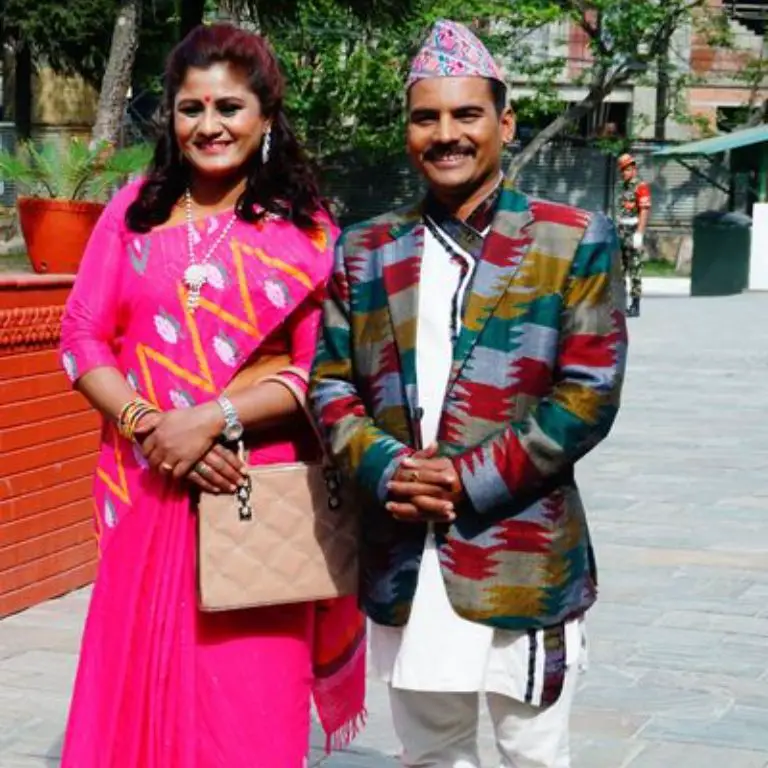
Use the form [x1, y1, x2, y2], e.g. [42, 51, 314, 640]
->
[506, 0, 768, 141]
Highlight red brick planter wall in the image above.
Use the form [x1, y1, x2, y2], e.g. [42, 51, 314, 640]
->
[0, 274, 99, 618]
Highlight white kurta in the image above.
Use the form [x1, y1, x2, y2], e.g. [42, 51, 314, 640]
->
[369, 222, 582, 700]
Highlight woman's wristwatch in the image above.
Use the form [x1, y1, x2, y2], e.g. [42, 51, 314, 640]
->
[216, 396, 244, 442]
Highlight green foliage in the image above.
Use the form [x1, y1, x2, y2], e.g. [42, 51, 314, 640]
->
[496, 0, 716, 96]
[3, 0, 736, 167]
[732, 52, 768, 128]
[132, 0, 180, 97]
[644, 258, 677, 277]
[0, 139, 153, 201]
[267, 0, 515, 161]
[499, 0, 733, 173]
[737, 54, 768, 92]
[264, 0, 726, 161]
[219, 0, 421, 27]
[1, 0, 119, 84]
[269, 1, 401, 159]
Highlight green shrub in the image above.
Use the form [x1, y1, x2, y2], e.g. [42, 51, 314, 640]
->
[0, 138, 152, 201]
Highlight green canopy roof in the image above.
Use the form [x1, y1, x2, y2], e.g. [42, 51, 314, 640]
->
[653, 125, 768, 157]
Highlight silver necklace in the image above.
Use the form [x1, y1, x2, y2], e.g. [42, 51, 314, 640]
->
[183, 189, 236, 311]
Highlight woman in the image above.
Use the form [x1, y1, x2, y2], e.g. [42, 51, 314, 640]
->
[59, 24, 364, 768]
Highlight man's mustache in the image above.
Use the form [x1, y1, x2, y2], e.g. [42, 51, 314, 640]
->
[423, 144, 476, 161]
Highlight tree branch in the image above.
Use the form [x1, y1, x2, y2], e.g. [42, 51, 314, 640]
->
[507, 64, 631, 182]
[645, 0, 708, 60]
[555, 0, 610, 57]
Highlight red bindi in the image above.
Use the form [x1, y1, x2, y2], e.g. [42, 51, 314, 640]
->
[203, 95, 212, 104]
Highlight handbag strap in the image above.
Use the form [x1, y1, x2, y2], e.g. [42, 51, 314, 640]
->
[256, 367, 335, 465]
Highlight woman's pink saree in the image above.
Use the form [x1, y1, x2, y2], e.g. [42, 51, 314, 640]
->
[59, 182, 365, 767]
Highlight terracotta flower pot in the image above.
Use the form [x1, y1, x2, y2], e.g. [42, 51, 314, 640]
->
[17, 196, 105, 275]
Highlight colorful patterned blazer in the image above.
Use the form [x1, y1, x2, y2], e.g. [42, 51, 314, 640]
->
[310, 181, 628, 630]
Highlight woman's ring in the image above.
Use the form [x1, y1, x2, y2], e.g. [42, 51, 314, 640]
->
[408, 470, 420, 482]
[196, 462, 210, 476]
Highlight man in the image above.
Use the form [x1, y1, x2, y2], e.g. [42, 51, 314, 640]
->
[311, 19, 627, 768]
[616, 153, 652, 318]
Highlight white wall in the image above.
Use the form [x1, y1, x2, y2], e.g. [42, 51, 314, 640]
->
[749, 203, 768, 290]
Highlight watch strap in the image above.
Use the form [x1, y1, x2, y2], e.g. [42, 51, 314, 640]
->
[216, 395, 242, 436]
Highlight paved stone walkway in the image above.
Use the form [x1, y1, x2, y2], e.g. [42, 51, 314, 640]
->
[2, 293, 768, 768]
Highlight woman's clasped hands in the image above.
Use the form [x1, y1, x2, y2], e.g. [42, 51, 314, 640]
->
[133, 403, 248, 495]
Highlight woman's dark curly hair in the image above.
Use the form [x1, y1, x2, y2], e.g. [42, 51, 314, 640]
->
[126, 24, 326, 233]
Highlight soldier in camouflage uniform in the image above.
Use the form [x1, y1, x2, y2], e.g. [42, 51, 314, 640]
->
[616, 153, 651, 318]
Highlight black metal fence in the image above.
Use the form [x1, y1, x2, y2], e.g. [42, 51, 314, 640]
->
[323, 141, 730, 229]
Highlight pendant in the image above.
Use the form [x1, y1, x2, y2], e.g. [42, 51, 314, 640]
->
[186, 287, 201, 312]
[184, 264, 207, 312]
[184, 263, 207, 289]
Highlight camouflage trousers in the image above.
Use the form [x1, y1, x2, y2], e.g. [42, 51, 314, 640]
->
[619, 228, 643, 301]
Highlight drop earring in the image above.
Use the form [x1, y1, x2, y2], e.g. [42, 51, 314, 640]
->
[261, 128, 272, 164]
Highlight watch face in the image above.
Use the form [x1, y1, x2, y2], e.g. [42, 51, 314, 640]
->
[223, 423, 244, 441]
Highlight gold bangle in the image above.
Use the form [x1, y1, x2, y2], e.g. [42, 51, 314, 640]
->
[117, 398, 159, 441]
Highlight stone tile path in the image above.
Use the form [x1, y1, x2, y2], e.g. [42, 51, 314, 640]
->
[2, 293, 768, 768]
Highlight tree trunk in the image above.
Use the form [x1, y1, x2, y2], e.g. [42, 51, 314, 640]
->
[744, 50, 768, 127]
[180, 0, 207, 39]
[507, 79, 615, 183]
[654, 21, 672, 141]
[14, 43, 33, 141]
[91, 0, 142, 147]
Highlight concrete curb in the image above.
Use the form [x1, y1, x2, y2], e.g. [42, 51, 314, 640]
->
[644, 277, 691, 297]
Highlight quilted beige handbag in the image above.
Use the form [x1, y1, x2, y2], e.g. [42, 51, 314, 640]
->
[197, 361, 359, 612]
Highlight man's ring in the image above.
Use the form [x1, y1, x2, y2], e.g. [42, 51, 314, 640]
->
[160, 462, 173, 473]
[196, 462, 210, 477]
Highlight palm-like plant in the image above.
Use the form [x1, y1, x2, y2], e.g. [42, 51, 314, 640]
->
[0, 139, 152, 201]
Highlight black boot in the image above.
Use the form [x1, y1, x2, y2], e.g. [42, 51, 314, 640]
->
[627, 297, 640, 318]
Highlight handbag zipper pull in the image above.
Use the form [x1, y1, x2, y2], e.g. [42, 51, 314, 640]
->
[237, 476, 253, 521]
[236, 440, 253, 521]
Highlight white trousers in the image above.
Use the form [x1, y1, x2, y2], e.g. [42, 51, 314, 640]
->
[389, 655, 579, 768]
